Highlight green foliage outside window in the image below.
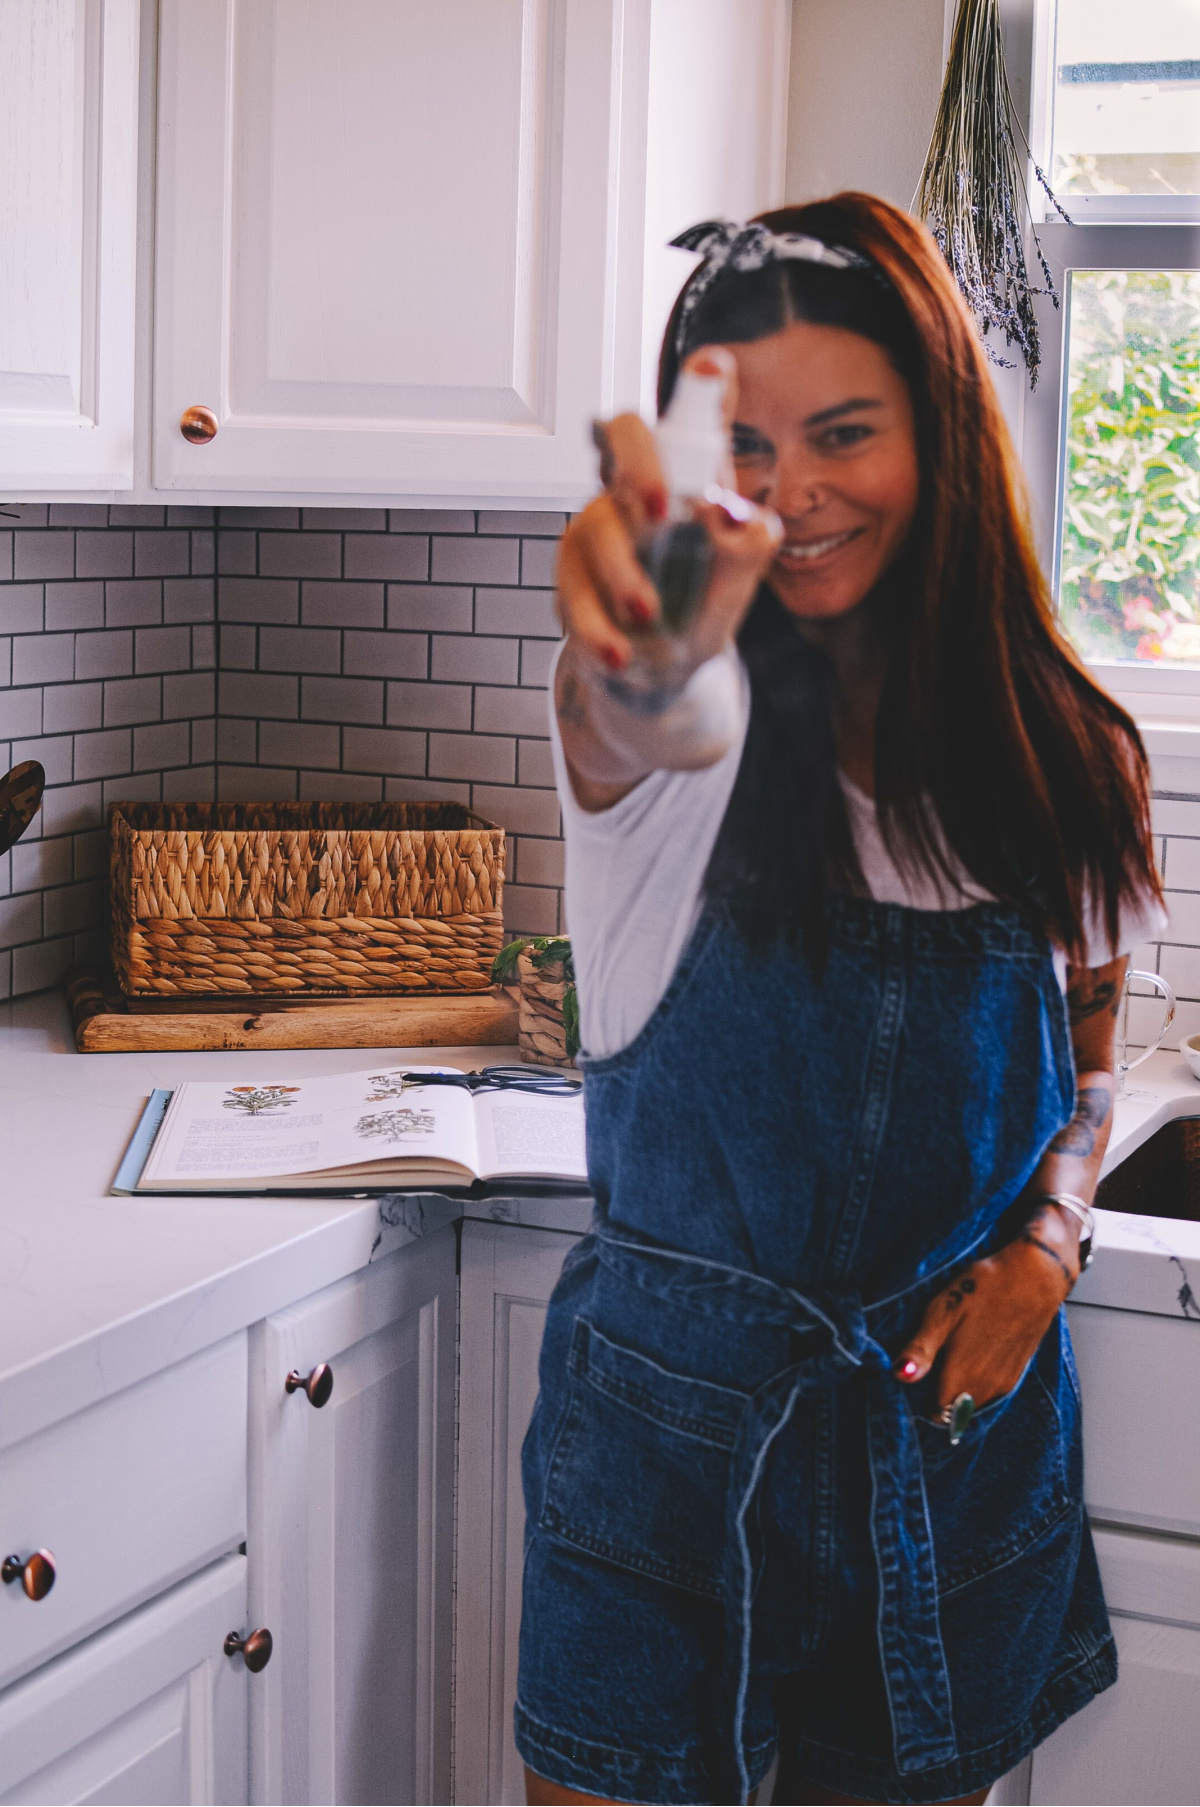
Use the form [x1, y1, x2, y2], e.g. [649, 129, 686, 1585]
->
[1059, 270, 1200, 663]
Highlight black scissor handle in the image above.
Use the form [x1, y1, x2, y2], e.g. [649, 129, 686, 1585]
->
[403, 1065, 580, 1096]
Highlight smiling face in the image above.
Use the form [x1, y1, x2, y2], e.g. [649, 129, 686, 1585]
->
[727, 320, 921, 620]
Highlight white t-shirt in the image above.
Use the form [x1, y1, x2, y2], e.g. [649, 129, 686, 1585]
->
[550, 647, 1167, 1061]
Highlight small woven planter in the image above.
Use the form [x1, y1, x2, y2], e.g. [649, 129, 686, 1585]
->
[492, 936, 578, 1067]
[109, 801, 505, 996]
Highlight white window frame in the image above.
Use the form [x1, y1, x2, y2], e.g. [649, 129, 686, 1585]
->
[1016, 0, 1200, 760]
[1027, 0, 1200, 226]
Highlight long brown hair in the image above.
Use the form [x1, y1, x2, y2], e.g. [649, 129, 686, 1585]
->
[667, 194, 1162, 962]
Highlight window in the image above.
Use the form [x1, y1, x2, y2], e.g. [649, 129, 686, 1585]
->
[1058, 270, 1200, 664]
[1050, 0, 1200, 209]
[1023, 0, 1200, 708]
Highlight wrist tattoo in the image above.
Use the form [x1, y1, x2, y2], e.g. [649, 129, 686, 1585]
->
[1022, 1230, 1075, 1288]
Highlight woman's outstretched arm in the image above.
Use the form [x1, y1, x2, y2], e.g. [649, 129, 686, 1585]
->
[553, 353, 781, 813]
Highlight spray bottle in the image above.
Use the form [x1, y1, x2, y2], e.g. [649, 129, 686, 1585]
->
[608, 356, 732, 711]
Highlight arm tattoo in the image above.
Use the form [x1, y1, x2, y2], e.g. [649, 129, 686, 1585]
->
[557, 672, 588, 728]
[1048, 1083, 1112, 1157]
[1067, 971, 1121, 1023]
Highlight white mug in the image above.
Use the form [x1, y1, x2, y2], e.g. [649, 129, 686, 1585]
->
[1117, 969, 1176, 1093]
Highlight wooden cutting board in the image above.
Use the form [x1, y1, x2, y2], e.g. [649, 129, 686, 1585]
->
[65, 964, 519, 1053]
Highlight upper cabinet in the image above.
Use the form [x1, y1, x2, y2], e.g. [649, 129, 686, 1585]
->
[153, 0, 788, 504]
[0, 0, 139, 493]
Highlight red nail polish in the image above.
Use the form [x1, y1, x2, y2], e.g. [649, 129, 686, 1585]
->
[626, 596, 652, 625]
[896, 1359, 921, 1380]
[602, 645, 626, 671]
[646, 488, 668, 523]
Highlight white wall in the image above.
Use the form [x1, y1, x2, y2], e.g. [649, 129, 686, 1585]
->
[785, 0, 946, 208]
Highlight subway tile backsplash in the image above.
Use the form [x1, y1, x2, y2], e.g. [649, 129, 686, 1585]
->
[4, 503, 1200, 1025]
[0, 503, 566, 999]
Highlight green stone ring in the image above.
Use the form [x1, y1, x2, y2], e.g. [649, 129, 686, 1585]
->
[939, 1392, 976, 1446]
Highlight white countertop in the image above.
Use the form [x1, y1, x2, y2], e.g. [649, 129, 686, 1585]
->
[0, 988, 591, 1454]
[2, 989, 1199, 1454]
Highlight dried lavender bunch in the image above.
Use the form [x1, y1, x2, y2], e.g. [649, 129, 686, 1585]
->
[914, 0, 1070, 386]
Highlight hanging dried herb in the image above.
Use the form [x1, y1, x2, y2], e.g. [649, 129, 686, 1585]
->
[914, 0, 1070, 386]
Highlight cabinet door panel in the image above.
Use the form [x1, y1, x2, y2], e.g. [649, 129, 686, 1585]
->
[1067, 1302, 1200, 1536]
[0, 0, 137, 488]
[249, 1230, 456, 1805]
[0, 1332, 247, 1691]
[1027, 1528, 1200, 1805]
[154, 0, 627, 498]
[454, 1222, 578, 1806]
[0, 1556, 248, 1806]
[1030, 1612, 1200, 1805]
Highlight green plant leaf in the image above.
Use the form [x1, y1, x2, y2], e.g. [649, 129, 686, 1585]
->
[490, 938, 529, 984]
[561, 983, 581, 1060]
[530, 936, 574, 982]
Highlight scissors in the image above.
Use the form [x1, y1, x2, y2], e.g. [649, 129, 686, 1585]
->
[404, 1065, 581, 1097]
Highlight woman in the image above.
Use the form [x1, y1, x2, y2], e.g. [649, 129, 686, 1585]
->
[516, 195, 1165, 1807]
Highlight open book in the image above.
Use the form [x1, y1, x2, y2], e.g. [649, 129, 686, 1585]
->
[121, 1065, 587, 1194]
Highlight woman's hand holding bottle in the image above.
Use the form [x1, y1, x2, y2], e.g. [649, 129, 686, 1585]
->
[554, 348, 782, 811]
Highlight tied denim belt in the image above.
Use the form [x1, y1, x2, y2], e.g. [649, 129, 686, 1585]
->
[594, 1228, 957, 1803]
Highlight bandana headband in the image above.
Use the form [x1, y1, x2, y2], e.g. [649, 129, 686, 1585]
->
[669, 218, 874, 359]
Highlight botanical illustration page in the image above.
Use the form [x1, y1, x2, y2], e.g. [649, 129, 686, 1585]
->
[141, 1066, 478, 1187]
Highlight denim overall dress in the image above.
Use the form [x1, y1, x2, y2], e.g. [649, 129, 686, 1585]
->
[516, 898, 1117, 1805]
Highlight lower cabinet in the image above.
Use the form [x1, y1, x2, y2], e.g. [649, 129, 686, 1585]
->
[0, 1555, 250, 1805]
[1026, 1525, 1200, 1805]
[453, 1221, 579, 1806]
[247, 1228, 458, 1806]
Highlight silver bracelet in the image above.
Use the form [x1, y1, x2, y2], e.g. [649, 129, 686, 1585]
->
[1034, 1192, 1095, 1270]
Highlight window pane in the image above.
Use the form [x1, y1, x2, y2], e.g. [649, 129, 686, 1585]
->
[1059, 270, 1200, 664]
[1052, 0, 1200, 198]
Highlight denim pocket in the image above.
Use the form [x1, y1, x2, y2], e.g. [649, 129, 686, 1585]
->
[538, 1317, 749, 1597]
[915, 1376, 1025, 1475]
[918, 1367, 1072, 1597]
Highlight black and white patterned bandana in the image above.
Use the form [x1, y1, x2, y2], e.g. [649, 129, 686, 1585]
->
[669, 219, 874, 359]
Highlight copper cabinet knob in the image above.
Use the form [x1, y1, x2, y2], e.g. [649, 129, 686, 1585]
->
[2, 1549, 56, 1601]
[180, 405, 218, 444]
[224, 1626, 273, 1672]
[285, 1362, 333, 1408]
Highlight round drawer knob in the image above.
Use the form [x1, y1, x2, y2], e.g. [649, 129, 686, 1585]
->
[179, 405, 218, 444]
[285, 1362, 333, 1408]
[224, 1626, 273, 1672]
[2, 1549, 56, 1601]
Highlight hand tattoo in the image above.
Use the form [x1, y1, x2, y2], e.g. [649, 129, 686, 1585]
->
[941, 1275, 978, 1313]
[1048, 1083, 1112, 1158]
[1067, 970, 1121, 1023]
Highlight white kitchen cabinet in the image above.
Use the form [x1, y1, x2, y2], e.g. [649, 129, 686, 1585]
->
[1066, 1301, 1200, 1538]
[453, 1220, 579, 1806]
[1027, 1527, 1200, 1806]
[0, 0, 139, 491]
[0, 1554, 250, 1806]
[0, 1332, 247, 1692]
[246, 1227, 458, 1806]
[152, 0, 789, 504]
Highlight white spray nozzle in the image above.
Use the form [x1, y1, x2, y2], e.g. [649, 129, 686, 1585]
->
[656, 362, 729, 499]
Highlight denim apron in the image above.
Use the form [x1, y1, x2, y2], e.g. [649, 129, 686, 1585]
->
[520, 898, 1114, 1803]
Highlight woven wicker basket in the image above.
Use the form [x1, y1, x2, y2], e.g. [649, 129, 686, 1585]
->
[109, 801, 505, 996]
[515, 946, 577, 1067]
